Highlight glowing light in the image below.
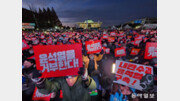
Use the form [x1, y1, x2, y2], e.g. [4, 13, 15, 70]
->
[112, 63, 116, 73]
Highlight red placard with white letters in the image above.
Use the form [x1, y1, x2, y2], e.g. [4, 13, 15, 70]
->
[102, 34, 108, 39]
[110, 32, 116, 36]
[114, 47, 126, 57]
[144, 42, 157, 59]
[130, 48, 140, 55]
[108, 37, 115, 42]
[133, 38, 142, 46]
[85, 40, 102, 54]
[33, 44, 83, 78]
[22, 40, 30, 50]
[32, 87, 51, 101]
[103, 47, 110, 54]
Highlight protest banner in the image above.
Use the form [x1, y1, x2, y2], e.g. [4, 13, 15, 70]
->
[118, 31, 124, 37]
[27, 55, 35, 59]
[31, 37, 36, 41]
[59, 90, 63, 99]
[110, 32, 116, 36]
[33, 44, 83, 78]
[127, 36, 132, 39]
[130, 48, 140, 55]
[143, 38, 149, 42]
[115, 47, 126, 57]
[113, 60, 153, 91]
[22, 40, 30, 50]
[135, 35, 145, 40]
[40, 35, 45, 39]
[94, 37, 98, 40]
[133, 38, 142, 46]
[47, 39, 53, 45]
[108, 37, 115, 42]
[103, 31, 107, 34]
[102, 34, 108, 39]
[32, 87, 51, 101]
[103, 47, 110, 54]
[144, 42, 157, 59]
[85, 40, 102, 54]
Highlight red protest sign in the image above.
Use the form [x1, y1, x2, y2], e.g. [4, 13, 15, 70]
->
[102, 34, 108, 39]
[135, 35, 145, 40]
[47, 39, 53, 45]
[108, 37, 115, 42]
[32, 87, 51, 101]
[114, 60, 153, 91]
[130, 48, 140, 55]
[115, 47, 126, 57]
[85, 40, 102, 54]
[31, 37, 36, 41]
[103, 47, 110, 54]
[144, 42, 157, 59]
[110, 32, 116, 36]
[94, 37, 98, 40]
[40, 35, 45, 39]
[33, 44, 83, 78]
[22, 40, 30, 50]
[118, 31, 124, 37]
[133, 38, 142, 46]
[59, 90, 63, 99]
[27, 55, 35, 59]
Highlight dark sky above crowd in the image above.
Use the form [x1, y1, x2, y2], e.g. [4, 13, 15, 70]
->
[22, 0, 157, 27]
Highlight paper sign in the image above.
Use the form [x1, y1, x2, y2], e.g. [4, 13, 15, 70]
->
[115, 47, 126, 57]
[33, 44, 83, 78]
[32, 87, 51, 101]
[22, 40, 30, 50]
[27, 55, 35, 59]
[113, 60, 153, 91]
[144, 42, 157, 59]
[103, 47, 110, 54]
[130, 48, 140, 55]
[40, 35, 45, 39]
[133, 39, 142, 46]
[47, 39, 53, 45]
[108, 37, 115, 42]
[110, 32, 116, 36]
[85, 40, 102, 54]
[102, 34, 108, 39]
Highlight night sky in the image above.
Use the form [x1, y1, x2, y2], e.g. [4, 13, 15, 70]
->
[22, 0, 157, 27]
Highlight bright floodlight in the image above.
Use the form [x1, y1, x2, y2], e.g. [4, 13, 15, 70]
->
[112, 63, 116, 74]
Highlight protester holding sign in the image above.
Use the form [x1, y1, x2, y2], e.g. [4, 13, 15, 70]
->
[22, 28, 157, 101]
[33, 44, 83, 78]
[31, 66, 96, 101]
[83, 49, 104, 91]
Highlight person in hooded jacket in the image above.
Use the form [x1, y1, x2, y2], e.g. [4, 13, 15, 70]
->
[22, 59, 37, 101]
[31, 67, 96, 101]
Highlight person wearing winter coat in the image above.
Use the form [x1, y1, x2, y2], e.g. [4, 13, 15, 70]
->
[31, 67, 96, 101]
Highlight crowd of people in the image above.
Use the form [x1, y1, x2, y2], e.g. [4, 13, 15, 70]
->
[22, 28, 157, 101]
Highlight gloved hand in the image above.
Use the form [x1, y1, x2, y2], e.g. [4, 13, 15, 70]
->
[78, 67, 88, 80]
